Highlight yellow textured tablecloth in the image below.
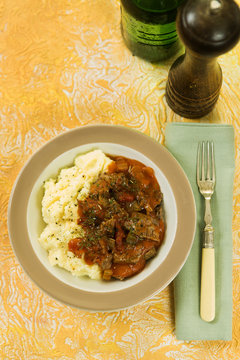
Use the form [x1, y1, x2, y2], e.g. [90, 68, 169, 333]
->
[1, 0, 240, 358]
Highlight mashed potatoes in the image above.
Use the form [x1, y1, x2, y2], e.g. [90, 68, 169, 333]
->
[39, 150, 113, 279]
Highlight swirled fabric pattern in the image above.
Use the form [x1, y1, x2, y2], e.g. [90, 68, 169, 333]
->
[1, 0, 240, 358]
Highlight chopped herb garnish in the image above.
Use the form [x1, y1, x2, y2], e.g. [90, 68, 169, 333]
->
[68, 154, 165, 281]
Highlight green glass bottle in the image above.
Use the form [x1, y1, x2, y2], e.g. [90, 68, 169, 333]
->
[120, 0, 184, 62]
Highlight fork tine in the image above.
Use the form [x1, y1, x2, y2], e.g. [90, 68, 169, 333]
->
[197, 142, 201, 183]
[206, 141, 210, 180]
[201, 141, 205, 181]
[211, 141, 216, 182]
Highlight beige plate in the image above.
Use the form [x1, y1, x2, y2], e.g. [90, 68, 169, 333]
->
[8, 125, 196, 311]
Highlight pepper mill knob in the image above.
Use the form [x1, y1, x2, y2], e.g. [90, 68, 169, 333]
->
[166, 0, 240, 119]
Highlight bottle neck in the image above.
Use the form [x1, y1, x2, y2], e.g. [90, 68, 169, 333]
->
[132, 0, 184, 12]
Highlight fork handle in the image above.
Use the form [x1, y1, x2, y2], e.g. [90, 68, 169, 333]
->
[200, 247, 215, 322]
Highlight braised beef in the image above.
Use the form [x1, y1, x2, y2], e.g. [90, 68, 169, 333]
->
[68, 155, 165, 280]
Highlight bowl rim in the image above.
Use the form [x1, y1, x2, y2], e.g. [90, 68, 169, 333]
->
[8, 124, 196, 311]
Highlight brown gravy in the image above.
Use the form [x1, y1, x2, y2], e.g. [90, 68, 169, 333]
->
[68, 155, 165, 280]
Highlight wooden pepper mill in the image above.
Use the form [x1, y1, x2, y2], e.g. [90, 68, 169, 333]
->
[166, 0, 240, 119]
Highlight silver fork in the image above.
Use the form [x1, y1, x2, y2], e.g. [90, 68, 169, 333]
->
[197, 141, 216, 322]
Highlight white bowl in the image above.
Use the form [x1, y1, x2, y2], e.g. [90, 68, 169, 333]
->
[27, 142, 177, 293]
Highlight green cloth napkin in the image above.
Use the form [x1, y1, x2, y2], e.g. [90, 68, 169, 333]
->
[165, 122, 235, 341]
